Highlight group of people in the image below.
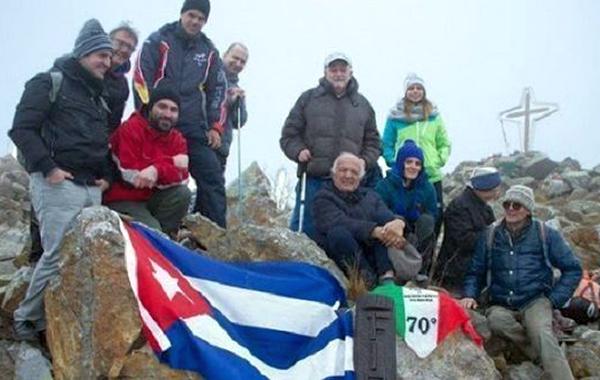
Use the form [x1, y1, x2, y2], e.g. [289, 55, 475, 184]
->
[9, 0, 248, 342]
[7, 0, 584, 378]
[280, 52, 582, 379]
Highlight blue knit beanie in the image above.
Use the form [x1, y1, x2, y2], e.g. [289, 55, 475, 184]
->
[393, 139, 425, 178]
[469, 166, 502, 191]
[72, 19, 113, 59]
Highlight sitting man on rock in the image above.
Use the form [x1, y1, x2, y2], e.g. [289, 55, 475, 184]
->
[433, 166, 502, 295]
[461, 185, 582, 380]
[313, 152, 407, 287]
[103, 82, 191, 237]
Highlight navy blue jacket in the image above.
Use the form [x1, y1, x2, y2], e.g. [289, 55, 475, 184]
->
[134, 21, 227, 142]
[463, 219, 582, 310]
[313, 182, 396, 246]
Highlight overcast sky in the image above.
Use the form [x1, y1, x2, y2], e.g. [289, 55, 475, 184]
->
[2, 0, 599, 185]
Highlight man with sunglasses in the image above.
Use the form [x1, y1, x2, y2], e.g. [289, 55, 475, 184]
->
[461, 185, 581, 380]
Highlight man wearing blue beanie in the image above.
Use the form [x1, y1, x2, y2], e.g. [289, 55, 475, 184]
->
[432, 166, 502, 294]
[9, 19, 114, 341]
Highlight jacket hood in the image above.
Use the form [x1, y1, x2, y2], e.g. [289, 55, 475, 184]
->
[53, 54, 105, 93]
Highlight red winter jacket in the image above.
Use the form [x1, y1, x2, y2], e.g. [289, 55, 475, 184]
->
[103, 111, 189, 203]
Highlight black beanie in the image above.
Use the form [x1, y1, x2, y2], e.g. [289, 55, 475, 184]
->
[181, 0, 210, 18]
[148, 81, 181, 111]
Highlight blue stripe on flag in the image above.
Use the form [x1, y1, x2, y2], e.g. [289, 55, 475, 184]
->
[132, 223, 347, 306]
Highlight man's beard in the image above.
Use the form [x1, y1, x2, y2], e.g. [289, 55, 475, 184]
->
[150, 116, 174, 132]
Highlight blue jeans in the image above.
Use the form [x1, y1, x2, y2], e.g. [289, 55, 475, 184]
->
[289, 176, 328, 240]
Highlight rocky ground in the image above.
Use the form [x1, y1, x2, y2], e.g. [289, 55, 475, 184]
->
[0, 151, 599, 379]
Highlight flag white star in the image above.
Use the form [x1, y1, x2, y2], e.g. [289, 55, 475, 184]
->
[150, 259, 194, 303]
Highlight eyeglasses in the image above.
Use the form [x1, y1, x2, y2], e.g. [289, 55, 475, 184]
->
[113, 38, 136, 54]
[502, 201, 523, 211]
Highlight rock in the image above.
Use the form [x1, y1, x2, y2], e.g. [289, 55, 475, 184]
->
[183, 213, 346, 287]
[395, 333, 501, 379]
[117, 345, 201, 379]
[593, 164, 600, 176]
[8, 341, 53, 380]
[562, 170, 592, 191]
[45, 207, 142, 380]
[467, 309, 491, 341]
[539, 176, 572, 199]
[0, 267, 32, 317]
[504, 361, 543, 380]
[0, 340, 15, 378]
[505, 176, 537, 188]
[567, 344, 600, 378]
[563, 200, 600, 216]
[558, 157, 582, 172]
[566, 227, 600, 268]
[589, 177, 600, 192]
[226, 162, 288, 228]
[518, 152, 559, 180]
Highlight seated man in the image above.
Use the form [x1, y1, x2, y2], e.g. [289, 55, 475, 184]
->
[313, 152, 406, 287]
[433, 166, 502, 295]
[461, 185, 581, 380]
[104, 82, 191, 236]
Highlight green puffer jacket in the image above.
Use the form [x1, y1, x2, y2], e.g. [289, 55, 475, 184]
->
[382, 114, 451, 183]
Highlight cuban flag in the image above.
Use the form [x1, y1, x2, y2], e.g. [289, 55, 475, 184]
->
[118, 220, 354, 379]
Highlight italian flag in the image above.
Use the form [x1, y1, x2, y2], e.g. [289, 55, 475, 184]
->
[372, 284, 482, 358]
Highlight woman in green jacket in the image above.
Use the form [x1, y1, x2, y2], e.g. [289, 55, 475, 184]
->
[382, 73, 451, 232]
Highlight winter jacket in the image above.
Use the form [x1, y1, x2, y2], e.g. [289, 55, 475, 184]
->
[9, 56, 112, 185]
[217, 69, 247, 158]
[375, 170, 438, 224]
[105, 61, 131, 133]
[133, 21, 227, 142]
[433, 187, 495, 292]
[463, 219, 582, 310]
[382, 114, 451, 183]
[313, 182, 396, 246]
[103, 111, 189, 203]
[280, 77, 381, 177]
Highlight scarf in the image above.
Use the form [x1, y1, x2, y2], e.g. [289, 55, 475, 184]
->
[388, 98, 439, 123]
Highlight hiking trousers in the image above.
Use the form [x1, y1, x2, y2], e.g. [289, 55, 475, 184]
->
[106, 185, 191, 234]
[486, 297, 574, 380]
[14, 173, 101, 330]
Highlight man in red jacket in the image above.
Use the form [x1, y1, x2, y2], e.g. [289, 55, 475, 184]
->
[104, 82, 191, 236]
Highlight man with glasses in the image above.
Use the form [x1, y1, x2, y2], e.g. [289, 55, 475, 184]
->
[433, 166, 501, 295]
[461, 185, 581, 380]
[106, 22, 139, 132]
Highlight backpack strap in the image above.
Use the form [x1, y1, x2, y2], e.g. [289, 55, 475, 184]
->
[49, 70, 63, 104]
[534, 219, 552, 270]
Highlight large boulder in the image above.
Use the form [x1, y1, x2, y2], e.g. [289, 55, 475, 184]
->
[226, 161, 289, 228]
[44, 207, 194, 380]
[395, 333, 500, 379]
[517, 152, 559, 180]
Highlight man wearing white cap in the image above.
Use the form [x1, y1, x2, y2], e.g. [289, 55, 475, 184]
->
[461, 185, 581, 380]
[280, 52, 381, 239]
[433, 166, 501, 293]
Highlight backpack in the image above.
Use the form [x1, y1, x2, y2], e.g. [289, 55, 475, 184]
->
[16, 70, 63, 168]
[561, 271, 600, 324]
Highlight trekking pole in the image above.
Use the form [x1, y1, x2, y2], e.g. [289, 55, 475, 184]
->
[297, 165, 307, 233]
[236, 104, 243, 222]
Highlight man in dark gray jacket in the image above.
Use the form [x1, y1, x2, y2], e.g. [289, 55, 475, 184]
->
[9, 19, 113, 341]
[280, 52, 381, 239]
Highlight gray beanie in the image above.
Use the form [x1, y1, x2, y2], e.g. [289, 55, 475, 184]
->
[72, 19, 113, 58]
[502, 185, 535, 212]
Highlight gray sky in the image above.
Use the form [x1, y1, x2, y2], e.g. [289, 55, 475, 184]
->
[2, 0, 599, 185]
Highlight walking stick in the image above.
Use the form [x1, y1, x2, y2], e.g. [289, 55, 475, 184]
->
[236, 104, 243, 221]
[298, 166, 307, 233]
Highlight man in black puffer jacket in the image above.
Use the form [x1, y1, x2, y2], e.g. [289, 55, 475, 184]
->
[134, 0, 228, 228]
[280, 52, 381, 239]
[9, 19, 114, 341]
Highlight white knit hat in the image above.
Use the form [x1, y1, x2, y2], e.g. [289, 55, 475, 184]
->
[468, 166, 502, 191]
[502, 185, 535, 212]
[404, 72, 426, 93]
